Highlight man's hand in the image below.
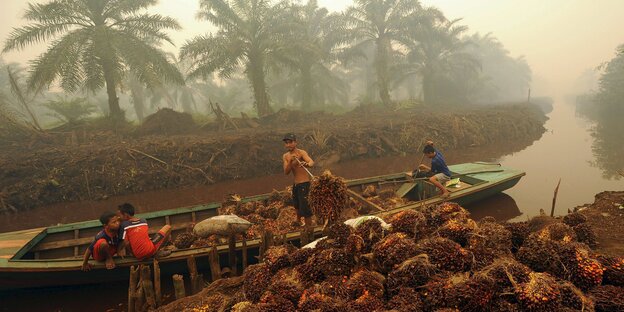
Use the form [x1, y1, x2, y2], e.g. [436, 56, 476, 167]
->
[81, 262, 92, 272]
[419, 164, 428, 170]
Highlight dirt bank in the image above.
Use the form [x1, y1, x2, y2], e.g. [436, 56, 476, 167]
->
[576, 191, 624, 256]
[0, 104, 546, 211]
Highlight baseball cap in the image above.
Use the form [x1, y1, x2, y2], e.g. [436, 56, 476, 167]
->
[282, 133, 296, 141]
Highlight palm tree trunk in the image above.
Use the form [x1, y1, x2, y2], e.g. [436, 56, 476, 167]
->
[375, 37, 392, 107]
[300, 65, 313, 111]
[422, 67, 434, 105]
[129, 79, 146, 121]
[101, 59, 123, 120]
[247, 51, 271, 117]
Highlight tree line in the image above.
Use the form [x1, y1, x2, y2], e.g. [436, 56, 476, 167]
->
[2, 0, 532, 122]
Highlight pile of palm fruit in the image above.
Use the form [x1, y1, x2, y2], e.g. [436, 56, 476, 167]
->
[361, 185, 408, 210]
[173, 203, 623, 312]
[171, 190, 299, 249]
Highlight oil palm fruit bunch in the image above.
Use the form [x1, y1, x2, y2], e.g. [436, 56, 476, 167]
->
[289, 247, 315, 266]
[305, 248, 354, 278]
[309, 170, 347, 225]
[317, 275, 349, 300]
[324, 223, 352, 245]
[354, 218, 385, 253]
[421, 275, 455, 310]
[345, 290, 385, 312]
[361, 185, 377, 198]
[386, 209, 427, 238]
[517, 232, 563, 274]
[386, 254, 438, 295]
[503, 221, 530, 252]
[438, 218, 478, 247]
[386, 287, 423, 311]
[415, 237, 470, 272]
[468, 219, 512, 269]
[588, 285, 624, 312]
[372, 232, 418, 272]
[563, 212, 588, 227]
[173, 232, 197, 249]
[344, 234, 365, 255]
[481, 258, 532, 290]
[597, 255, 624, 286]
[257, 293, 296, 312]
[558, 280, 595, 312]
[448, 274, 497, 312]
[425, 202, 469, 228]
[538, 223, 577, 243]
[572, 223, 598, 248]
[514, 272, 562, 312]
[243, 263, 273, 302]
[558, 243, 604, 289]
[297, 290, 343, 312]
[345, 269, 385, 299]
[266, 279, 304, 306]
[264, 245, 296, 272]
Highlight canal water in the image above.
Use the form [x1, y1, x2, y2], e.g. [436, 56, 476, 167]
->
[0, 100, 621, 311]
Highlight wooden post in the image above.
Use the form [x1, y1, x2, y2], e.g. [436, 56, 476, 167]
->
[259, 229, 273, 261]
[134, 283, 145, 312]
[187, 255, 200, 295]
[550, 178, 561, 217]
[228, 232, 237, 276]
[140, 265, 157, 309]
[208, 246, 221, 282]
[153, 259, 161, 306]
[172, 274, 186, 300]
[242, 237, 248, 271]
[195, 274, 205, 293]
[300, 229, 310, 246]
[128, 266, 139, 312]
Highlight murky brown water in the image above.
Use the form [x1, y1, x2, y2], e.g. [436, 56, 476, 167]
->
[1, 100, 622, 311]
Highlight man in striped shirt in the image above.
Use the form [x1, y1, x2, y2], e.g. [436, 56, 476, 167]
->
[117, 203, 172, 260]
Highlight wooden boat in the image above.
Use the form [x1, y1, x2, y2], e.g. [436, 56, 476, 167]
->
[0, 162, 524, 290]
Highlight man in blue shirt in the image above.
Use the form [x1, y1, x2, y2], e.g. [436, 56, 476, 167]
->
[408, 141, 451, 198]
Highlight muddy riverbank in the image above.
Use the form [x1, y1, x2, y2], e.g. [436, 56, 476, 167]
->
[0, 104, 546, 213]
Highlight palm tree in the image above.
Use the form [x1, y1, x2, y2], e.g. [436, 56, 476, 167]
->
[404, 13, 480, 104]
[336, 0, 421, 107]
[181, 0, 288, 117]
[3, 0, 184, 120]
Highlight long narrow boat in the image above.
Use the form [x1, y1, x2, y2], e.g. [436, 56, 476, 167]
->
[0, 162, 524, 290]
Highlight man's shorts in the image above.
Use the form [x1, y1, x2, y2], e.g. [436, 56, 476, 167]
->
[433, 173, 451, 185]
[134, 230, 167, 261]
[292, 181, 313, 218]
[92, 238, 117, 261]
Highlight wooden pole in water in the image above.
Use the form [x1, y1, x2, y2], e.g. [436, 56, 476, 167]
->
[140, 265, 157, 309]
[172, 274, 186, 300]
[187, 255, 200, 294]
[208, 245, 221, 282]
[550, 178, 561, 217]
[153, 259, 161, 306]
[128, 265, 139, 312]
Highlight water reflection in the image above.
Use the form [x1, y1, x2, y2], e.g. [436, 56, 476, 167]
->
[588, 115, 624, 180]
[464, 193, 522, 222]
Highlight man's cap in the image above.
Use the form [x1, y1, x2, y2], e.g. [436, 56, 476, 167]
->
[283, 133, 296, 141]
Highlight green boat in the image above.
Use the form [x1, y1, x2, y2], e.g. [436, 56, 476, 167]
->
[0, 162, 524, 290]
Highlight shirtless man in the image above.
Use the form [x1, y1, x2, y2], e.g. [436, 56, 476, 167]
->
[282, 133, 315, 229]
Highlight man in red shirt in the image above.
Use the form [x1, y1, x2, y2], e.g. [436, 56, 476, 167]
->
[117, 203, 172, 260]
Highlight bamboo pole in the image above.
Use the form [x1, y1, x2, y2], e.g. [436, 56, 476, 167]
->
[208, 245, 221, 282]
[153, 259, 161, 306]
[140, 265, 157, 309]
[128, 266, 139, 312]
[550, 178, 562, 217]
[187, 255, 200, 294]
[172, 274, 186, 300]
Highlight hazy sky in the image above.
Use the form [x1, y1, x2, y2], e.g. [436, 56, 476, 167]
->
[1, 0, 623, 97]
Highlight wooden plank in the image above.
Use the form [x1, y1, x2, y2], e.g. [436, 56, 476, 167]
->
[347, 189, 384, 212]
[73, 230, 79, 257]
